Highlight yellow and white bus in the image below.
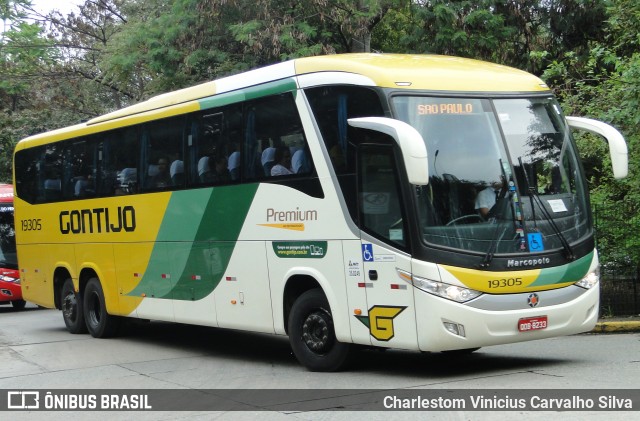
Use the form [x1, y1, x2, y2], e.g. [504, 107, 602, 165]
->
[13, 54, 628, 371]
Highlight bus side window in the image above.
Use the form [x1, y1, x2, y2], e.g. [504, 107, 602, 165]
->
[141, 115, 185, 192]
[243, 93, 313, 181]
[65, 138, 97, 199]
[189, 105, 242, 186]
[42, 144, 63, 203]
[102, 127, 140, 196]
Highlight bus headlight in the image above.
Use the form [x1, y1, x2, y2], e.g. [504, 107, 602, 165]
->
[574, 268, 599, 289]
[412, 275, 482, 303]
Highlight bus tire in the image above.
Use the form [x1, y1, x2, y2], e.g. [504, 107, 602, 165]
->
[11, 299, 26, 310]
[288, 289, 352, 372]
[61, 278, 87, 334]
[84, 277, 120, 338]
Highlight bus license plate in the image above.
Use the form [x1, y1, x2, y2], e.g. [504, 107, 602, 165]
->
[518, 316, 548, 332]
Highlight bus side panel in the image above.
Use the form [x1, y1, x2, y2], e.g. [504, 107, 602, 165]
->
[267, 239, 351, 342]
[342, 239, 371, 346]
[171, 241, 218, 327]
[214, 241, 274, 333]
[113, 242, 148, 316]
[20, 244, 55, 307]
[361, 242, 418, 351]
[123, 243, 176, 322]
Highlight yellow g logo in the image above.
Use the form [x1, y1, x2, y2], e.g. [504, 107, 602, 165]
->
[355, 305, 406, 341]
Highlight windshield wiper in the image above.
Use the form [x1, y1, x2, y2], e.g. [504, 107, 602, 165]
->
[527, 188, 575, 261]
[478, 162, 521, 268]
[478, 196, 512, 268]
[518, 157, 575, 261]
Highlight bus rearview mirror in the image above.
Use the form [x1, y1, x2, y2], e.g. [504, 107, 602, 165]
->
[348, 117, 429, 185]
[566, 116, 628, 179]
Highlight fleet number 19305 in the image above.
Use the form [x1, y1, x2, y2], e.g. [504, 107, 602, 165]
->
[21, 218, 42, 231]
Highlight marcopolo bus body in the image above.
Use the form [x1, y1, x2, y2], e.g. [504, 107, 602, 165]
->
[13, 54, 627, 371]
[0, 184, 24, 310]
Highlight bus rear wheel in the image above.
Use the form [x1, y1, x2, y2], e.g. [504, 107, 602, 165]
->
[84, 277, 120, 338]
[61, 278, 87, 334]
[288, 289, 352, 372]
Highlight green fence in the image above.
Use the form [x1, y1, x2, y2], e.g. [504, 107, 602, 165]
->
[593, 202, 640, 316]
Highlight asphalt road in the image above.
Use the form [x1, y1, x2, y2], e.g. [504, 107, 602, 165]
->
[1, 302, 639, 420]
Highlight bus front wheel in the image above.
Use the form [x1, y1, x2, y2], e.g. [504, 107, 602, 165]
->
[84, 278, 120, 338]
[288, 289, 352, 372]
[61, 278, 87, 334]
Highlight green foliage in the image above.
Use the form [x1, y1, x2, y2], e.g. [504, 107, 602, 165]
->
[539, 0, 640, 269]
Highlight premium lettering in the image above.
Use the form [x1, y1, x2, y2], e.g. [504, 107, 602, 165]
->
[59, 206, 136, 234]
[266, 207, 318, 223]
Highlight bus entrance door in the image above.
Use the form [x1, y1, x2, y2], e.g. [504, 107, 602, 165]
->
[357, 144, 418, 350]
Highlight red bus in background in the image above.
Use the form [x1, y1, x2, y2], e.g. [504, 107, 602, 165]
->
[0, 184, 23, 310]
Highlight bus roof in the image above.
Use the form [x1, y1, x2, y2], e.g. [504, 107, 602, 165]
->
[294, 53, 548, 92]
[15, 53, 549, 149]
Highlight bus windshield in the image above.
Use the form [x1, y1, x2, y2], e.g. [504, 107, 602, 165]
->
[392, 95, 590, 255]
[0, 205, 17, 268]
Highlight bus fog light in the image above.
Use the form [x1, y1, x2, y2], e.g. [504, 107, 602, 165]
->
[575, 269, 599, 289]
[443, 320, 466, 337]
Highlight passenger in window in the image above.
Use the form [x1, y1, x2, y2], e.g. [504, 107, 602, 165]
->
[198, 154, 229, 184]
[261, 146, 276, 176]
[117, 167, 137, 194]
[292, 148, 310, 174]
[198, 155, 212, 183]
[170, 160, 184, 186]
[228, 142, 241, 181]
[212, 155, 230, 183]
[74, 171, 94, 197]
[44, 173, 62, 201]
[148, 158, 172, 188]
[271, 147, 293, 176]
[475, 178, 504, 219]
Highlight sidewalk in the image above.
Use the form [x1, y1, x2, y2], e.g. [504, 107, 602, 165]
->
[592, 316, 640, 333]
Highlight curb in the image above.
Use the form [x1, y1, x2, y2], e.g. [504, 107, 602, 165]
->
[592, 321, 640, 333]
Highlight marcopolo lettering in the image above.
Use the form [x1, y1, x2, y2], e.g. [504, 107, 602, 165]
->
[60, 206, 136, 234]
[507, 257, 551, 268]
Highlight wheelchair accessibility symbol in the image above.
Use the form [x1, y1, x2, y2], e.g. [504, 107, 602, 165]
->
[362, 244, 374, 262]
[527, 233, 544, 252]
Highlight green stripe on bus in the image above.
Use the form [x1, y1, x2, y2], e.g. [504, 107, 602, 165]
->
[198, 78, 297, 110]
[128, 184, 259, 300]
[529, 251, 594, 286]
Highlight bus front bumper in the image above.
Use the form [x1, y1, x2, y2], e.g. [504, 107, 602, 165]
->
[414, 284, 599, 352]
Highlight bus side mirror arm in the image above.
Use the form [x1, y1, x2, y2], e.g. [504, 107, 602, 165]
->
[566, 116, 628, 179]
[348, 117, 429, 185]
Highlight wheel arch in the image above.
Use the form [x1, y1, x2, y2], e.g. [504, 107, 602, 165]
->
[281, 268, 350, 342]
[53, 266, 73, 310]
[77, 265, 120, 314]
[282, 274, 321, 335]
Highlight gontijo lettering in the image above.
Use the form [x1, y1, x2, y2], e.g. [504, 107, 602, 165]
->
[59, 206, 136, 234]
